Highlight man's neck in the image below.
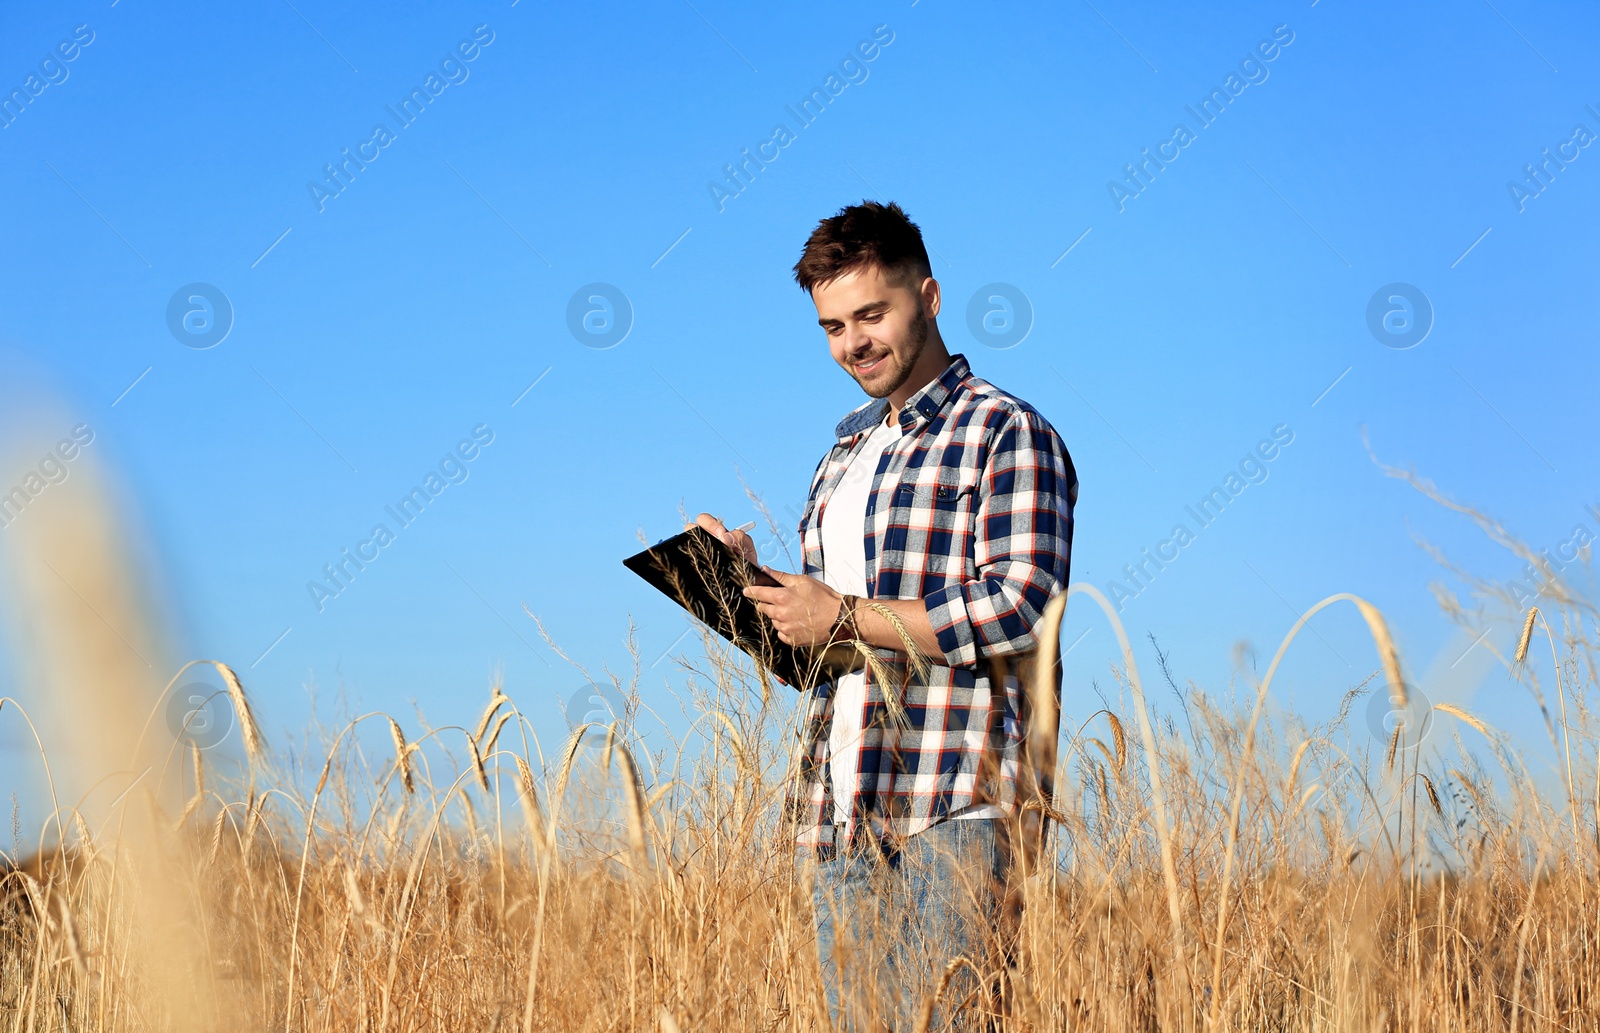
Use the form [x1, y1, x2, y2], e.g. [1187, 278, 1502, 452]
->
[887, 339, 952, 412]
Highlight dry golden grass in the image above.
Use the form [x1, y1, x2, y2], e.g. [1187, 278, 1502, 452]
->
[2, 459, 1598, 1031]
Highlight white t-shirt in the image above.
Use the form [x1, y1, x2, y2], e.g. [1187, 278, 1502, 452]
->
[818, 412, 999, 825]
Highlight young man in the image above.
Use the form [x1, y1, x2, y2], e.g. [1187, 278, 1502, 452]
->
[692, 201, 1076, 1027]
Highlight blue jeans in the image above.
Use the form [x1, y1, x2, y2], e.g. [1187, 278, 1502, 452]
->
[803, 818, 1011, 1031]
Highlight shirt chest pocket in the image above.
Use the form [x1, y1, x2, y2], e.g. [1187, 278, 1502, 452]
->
[892, 476, 981, 553]
[897, 477, 979, 510]
[875, 473, 981, 582]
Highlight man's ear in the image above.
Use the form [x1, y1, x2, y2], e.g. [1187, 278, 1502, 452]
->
[921, 276, 942, 318]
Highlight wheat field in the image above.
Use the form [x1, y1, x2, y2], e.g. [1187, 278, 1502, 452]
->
[2, 464, 1596, 1032]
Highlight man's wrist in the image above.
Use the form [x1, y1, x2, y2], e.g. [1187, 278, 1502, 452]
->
[832, 593, 860, 642]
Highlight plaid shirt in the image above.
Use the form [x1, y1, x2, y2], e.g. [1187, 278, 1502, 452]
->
[785, 353, 1077, 856]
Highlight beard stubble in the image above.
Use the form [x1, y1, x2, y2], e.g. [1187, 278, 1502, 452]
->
[854, 302, 929, 399]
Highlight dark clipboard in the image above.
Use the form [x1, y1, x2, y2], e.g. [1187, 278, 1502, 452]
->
[623, 526, 857, 690]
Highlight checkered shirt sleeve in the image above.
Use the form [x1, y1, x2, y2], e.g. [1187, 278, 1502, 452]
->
[922, 408, 1075, 669]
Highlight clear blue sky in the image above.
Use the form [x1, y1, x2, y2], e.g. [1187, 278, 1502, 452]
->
[2, 0, 1596, 807]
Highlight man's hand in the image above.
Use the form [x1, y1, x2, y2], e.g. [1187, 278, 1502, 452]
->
[687, 512, 757, 564]
[742, 569, 844, 648]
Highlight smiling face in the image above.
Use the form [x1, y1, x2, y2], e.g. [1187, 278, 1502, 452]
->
[812, 262, 947, 408]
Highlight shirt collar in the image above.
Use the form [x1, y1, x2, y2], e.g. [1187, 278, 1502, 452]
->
[832, 353, 971, 442]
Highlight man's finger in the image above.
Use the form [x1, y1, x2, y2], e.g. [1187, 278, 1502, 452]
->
[762, 566, 803, 586]
[742, 585, 784, 604]
[728, 528, 756, 559]
[692, 512, 726, 533]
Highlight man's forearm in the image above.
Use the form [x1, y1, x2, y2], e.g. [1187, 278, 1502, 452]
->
[851, 596, 944, 660]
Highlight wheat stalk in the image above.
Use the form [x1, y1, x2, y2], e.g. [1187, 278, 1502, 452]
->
[55, 894, 90, 977]
[1209, 591, 1411, 1028]
[1067, 583, 1190, 1001]
[243, 787, 264, 849]
[177, 743, 205, 827]
[912, 955, 983, 1033]
[603, 726, 650, 872]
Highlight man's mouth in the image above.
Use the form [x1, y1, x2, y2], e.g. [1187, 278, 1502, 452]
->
[853, 353, 888, 376]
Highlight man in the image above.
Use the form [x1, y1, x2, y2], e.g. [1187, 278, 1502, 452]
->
[693, 201, 1076, 1029]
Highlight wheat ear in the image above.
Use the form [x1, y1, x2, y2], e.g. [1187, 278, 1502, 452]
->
[388, 717, 416, 794]
[603, 725, 650, 872]
[1515, 607, 1538, 663]
[848, 643, 909, 728]
[473, 689, 509, 745]
[483, 711, 515, 755]
[466, 734, 490, 792]
[851, 600, 934, 729]
[1420, 772, 1444, 816]
[859, 600, 934, 680]
[212, 661, 263, 762]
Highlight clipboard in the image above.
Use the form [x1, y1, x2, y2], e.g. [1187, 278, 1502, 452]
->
[623, 526, 858, 689]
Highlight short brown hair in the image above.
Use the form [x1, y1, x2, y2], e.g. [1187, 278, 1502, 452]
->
[792, 200, 933, 294]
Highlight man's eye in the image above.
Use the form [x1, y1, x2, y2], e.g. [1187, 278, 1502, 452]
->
[862, 313, 882, 323]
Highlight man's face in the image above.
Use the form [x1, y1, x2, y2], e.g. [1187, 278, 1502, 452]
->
[812, 263, 936, 399]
